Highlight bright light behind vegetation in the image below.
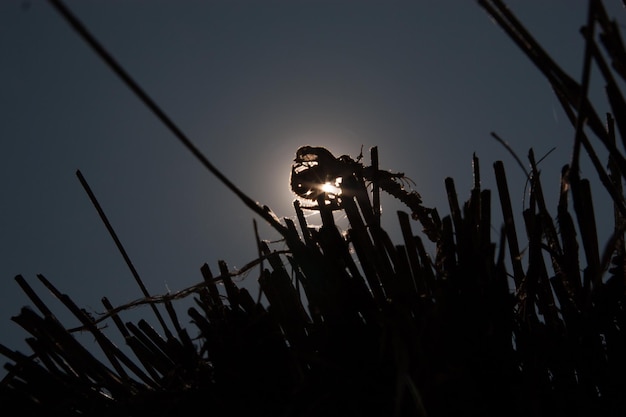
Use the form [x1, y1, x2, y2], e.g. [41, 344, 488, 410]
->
[321, 182, 335, 193]
[320, 178, 342, 196]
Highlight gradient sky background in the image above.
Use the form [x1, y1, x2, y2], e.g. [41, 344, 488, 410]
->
[1, 0, 625, 376]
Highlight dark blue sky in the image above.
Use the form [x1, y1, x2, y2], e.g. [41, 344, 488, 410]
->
[1, 1, 624, 374]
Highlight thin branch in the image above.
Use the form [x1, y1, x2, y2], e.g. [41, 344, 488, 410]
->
[47, 0, 290, 240]
[67, 250, 291, 332]
[76, 169, 170, 336]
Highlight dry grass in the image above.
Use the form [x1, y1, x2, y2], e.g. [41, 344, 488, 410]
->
[2, 0, 626, 416]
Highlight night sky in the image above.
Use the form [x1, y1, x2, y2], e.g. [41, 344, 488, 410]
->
[1, 1, 624, 375]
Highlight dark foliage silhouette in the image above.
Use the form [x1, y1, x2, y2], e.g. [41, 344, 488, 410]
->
[2, 1, 626, 416]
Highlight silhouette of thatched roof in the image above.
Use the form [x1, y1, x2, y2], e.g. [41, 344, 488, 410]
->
[3, 1, 626, 416]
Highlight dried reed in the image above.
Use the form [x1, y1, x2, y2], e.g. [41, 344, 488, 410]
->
[2, 1, 626, 416]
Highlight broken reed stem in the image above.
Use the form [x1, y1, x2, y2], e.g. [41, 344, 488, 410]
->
[76, 169, 169, 337]
[371, 146, 381, 228]
[570, 0, 598, 177]
[48, 0, 292, 245]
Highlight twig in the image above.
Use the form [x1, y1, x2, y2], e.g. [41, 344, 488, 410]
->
[67, 250, 291, 331]
[76, 169, 170, 337]
[47, 0, 290, 241]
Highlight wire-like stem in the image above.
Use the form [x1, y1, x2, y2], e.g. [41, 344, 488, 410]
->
[76, 169, 170, 336]
[47, 0, 289, 239]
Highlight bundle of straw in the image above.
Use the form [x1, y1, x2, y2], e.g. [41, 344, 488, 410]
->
[2, 1, 626, 416]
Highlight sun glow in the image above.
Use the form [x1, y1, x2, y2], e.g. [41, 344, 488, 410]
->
[321, 182, 335, 193]
[320, 178, 342, 196]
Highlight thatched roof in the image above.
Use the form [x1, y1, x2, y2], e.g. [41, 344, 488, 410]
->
[3, 1, 626, 416]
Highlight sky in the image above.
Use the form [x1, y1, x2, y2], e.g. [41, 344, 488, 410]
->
[1, 0, 625, 376]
